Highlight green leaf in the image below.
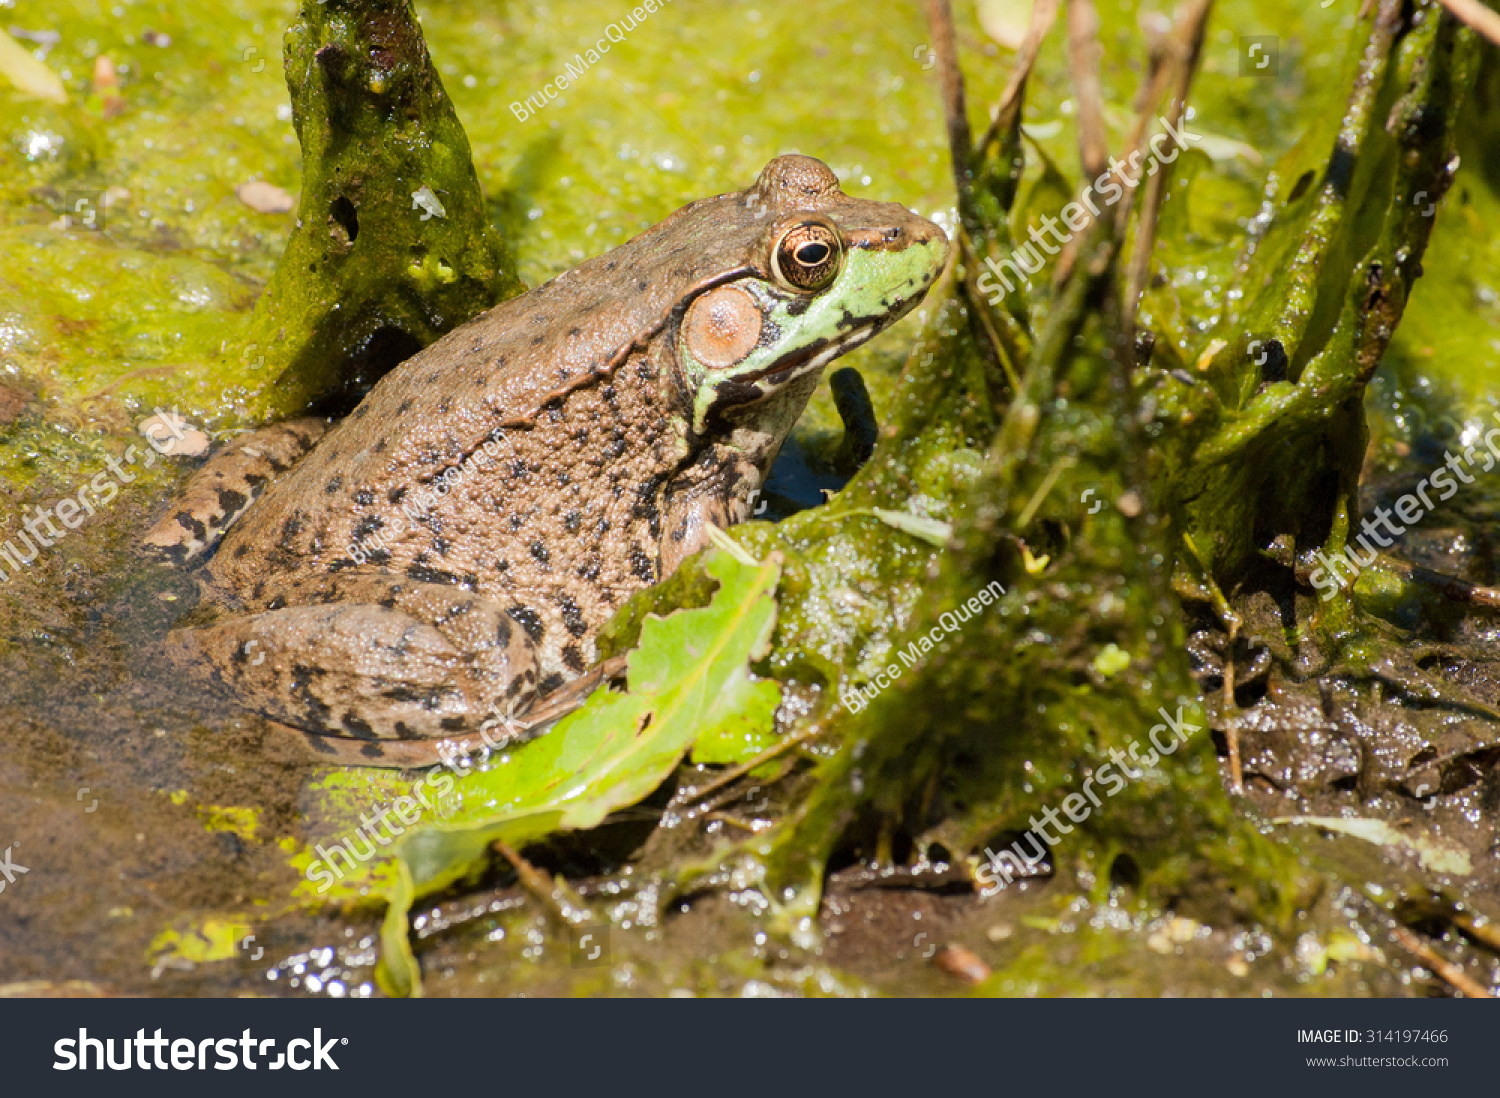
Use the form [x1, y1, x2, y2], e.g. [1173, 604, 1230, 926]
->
[0, 29, 66, 103]
[377, 549, 784, 996]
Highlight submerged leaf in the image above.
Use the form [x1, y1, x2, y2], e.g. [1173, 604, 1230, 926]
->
[377, 549, 784, 996]
[1273, 816, 1473, 876]
[0, 28, 66, 103]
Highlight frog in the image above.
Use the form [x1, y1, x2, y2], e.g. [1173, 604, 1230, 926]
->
[146, 155, 948, 764]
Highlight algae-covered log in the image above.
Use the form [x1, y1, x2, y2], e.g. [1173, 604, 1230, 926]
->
[240, 0, 522, 419]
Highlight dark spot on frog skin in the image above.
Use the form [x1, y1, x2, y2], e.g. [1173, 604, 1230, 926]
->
[432, 536, 452, 556]
[496, 617, 512, 646]
[397, 399, 413, 415]
[233, 544, 249, 558]
[388, 486, 407, 504]
[531, 335, 546, 346]
[530, 541, 550, 566]
[217, 488, 248, 516]
[538, 672, 566, 697]
[563, 511, 582, 533]
[175, 512, 208, 539]
[562, 644, 586, 673]
[327, 558, 357, 572]
[352, 515, 384, 541]
[374, 439, 387, 454]
[505, 677, 525, 699]
[342, 712, 377, 739]
[578, 556, 602, 581]
[279, 515, 304, 548]
[441, 717, 466, 732]
[438, 398, 452, 414]
[406, 563, 464, 586]
[509, 513, 525, 531]
[632, 475, 664, 535]
[354, 488, 374, 507]
[636, 279, 649, 292]
[510, 459, 530, 480]
[325, 475, 343, 495]
[629, 546, 655, 582]
[557, 594, 586, 637]
[507, 605, 545, 643]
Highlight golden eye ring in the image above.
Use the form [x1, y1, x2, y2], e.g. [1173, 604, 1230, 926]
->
[771, 221, 843, 292]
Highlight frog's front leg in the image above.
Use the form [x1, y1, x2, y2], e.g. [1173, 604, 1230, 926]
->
[170, 576, 540, 743]
[659, 449, 761, 575]
[142, 418, 327, 564]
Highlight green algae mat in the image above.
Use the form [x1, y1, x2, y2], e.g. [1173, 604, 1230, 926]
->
[3, 0, 1500, 1001]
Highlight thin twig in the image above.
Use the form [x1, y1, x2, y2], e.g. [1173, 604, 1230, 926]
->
[1052, 0, 1115, 288]
[678, 727, 815, 807]
[1434, 0, 1500, 47]
[1065, 0, 1109, 181]
[1125, 0, 1214, 320]
[493, 839, 590, 925]
[975, 0, 1062, 156]
[1393, 926, 1494, 998]
[926, 0, 973, 212]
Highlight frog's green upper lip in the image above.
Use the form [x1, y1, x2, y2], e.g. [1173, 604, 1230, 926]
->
[736, 320, 882, 385]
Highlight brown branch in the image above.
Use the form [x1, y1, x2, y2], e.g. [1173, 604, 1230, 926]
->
[926, 0, 975, 222]
[1065, 0, 1109, 181]
[1125, 0, 1215, 320]
[1393, 926, 1494, 998]
[975, 0, 1062, 157]
[1434, 0, 1500, 46]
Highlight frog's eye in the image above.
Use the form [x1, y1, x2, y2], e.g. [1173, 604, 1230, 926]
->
[771, 221, 843, 292]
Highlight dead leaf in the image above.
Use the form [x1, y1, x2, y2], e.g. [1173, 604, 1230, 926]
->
[236, 181, 296, 214]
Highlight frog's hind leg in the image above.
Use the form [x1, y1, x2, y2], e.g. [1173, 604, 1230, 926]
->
[142, 417, 327, 564]
[289, 654, 628, 768]
[170, 575, 543, 751]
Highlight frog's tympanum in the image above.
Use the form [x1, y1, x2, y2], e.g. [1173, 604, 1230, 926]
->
[147, 155, 948, 760]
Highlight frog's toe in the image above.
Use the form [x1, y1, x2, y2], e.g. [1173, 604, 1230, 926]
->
[143, 417, 327, 565]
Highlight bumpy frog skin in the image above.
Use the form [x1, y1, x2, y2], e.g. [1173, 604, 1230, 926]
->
[148, 155, 948, 759]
